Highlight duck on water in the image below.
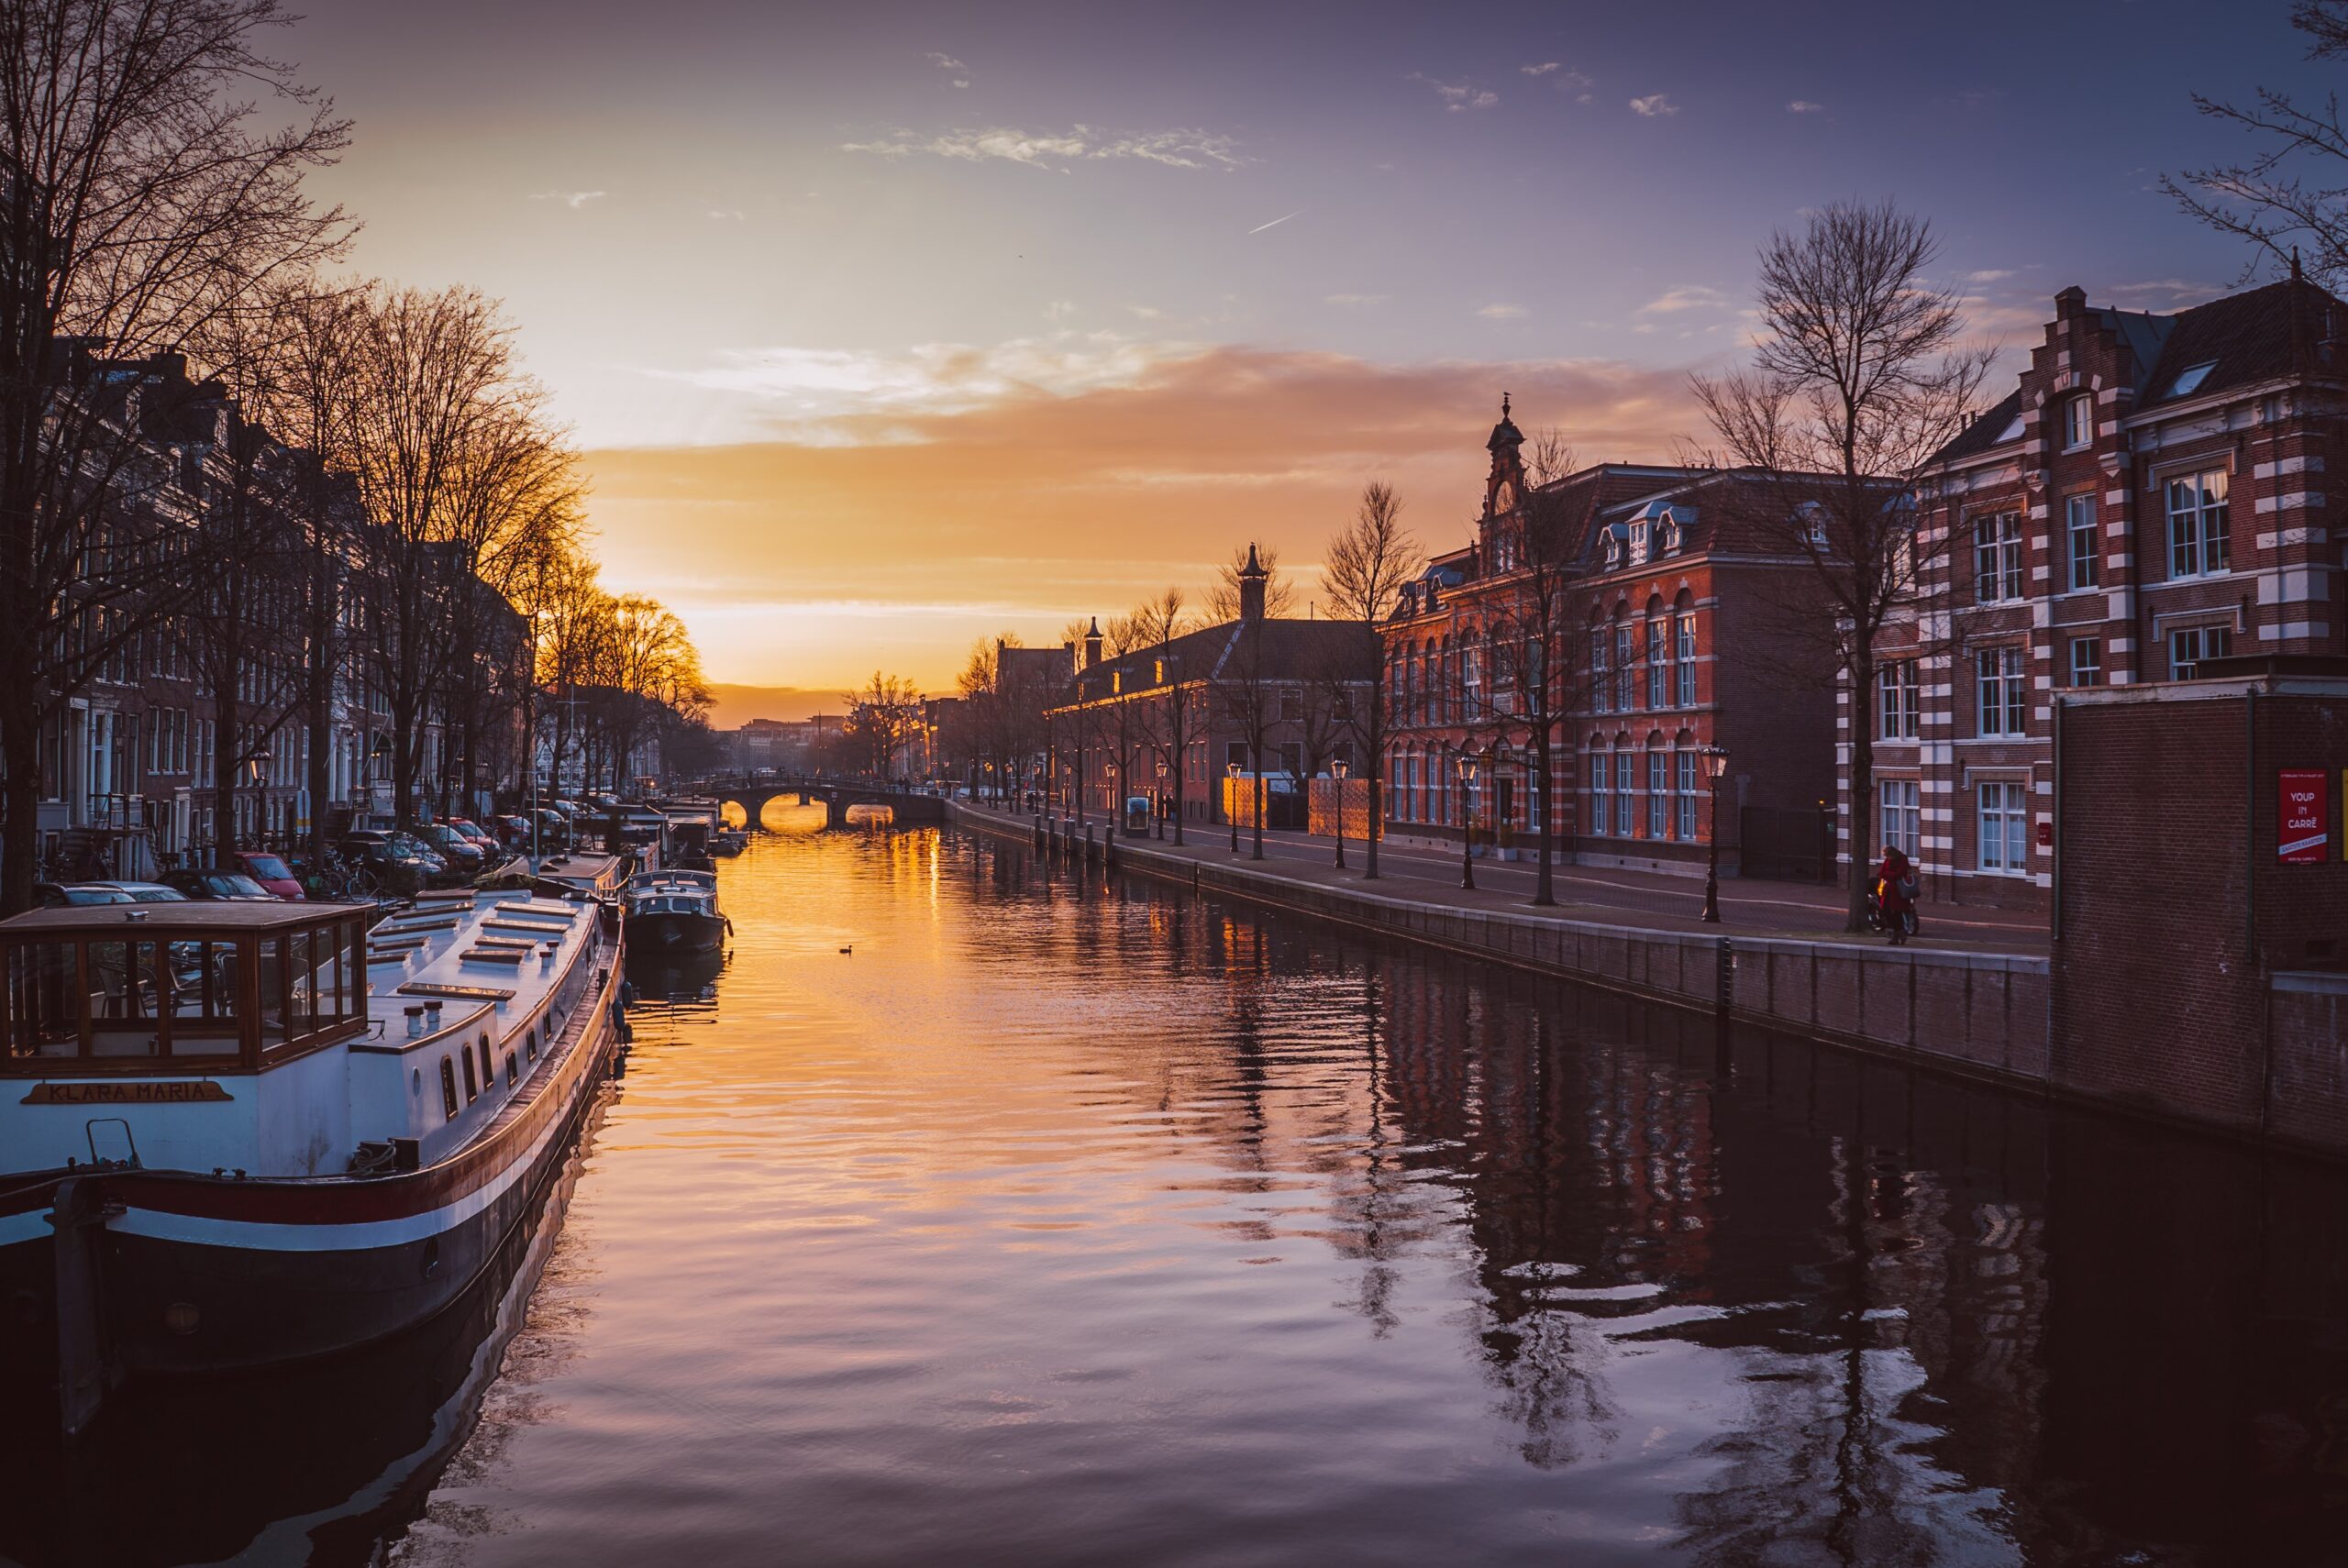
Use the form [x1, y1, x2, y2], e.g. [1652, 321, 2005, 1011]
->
[0, 886, 627, 1436]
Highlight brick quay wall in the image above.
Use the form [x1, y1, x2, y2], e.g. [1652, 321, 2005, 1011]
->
[947, 801, 2054, 1095]
[947, 801, 2348, 1161]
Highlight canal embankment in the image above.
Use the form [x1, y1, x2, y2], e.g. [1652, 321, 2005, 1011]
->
[948, 801, 2053, 1097]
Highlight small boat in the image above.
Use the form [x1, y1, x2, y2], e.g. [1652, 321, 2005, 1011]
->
[0, 889, 625, 1434]
[621, 869, 726, 953]
[707, 829, 748, 857]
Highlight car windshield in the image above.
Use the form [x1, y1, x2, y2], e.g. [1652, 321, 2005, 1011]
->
[209, 874, 271, 898]
[128, 888, 189, 902]
[62, 887, 134, 905]
[243, 854, 293, 880]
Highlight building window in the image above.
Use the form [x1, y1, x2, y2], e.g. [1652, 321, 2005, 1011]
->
[1877, 660, 1920, 741]
[1591, 630, 1611, 713]
[1648, 751, 1668, 837]
[2170, 624, 2232, 680]
[1976, 646, 2027, 735]
[2062, 392, 2094, 451]
[1646, 620, 1667, 709]
[1615, 754, 1634, 837]
[1977, 781, 2030, 873]
[1676, 750, 1697, 840]
[2069, 637, 2103, 688]
[1590, 754, 1609, 836]
[1975, 513, 2023, 602]
[2066, 493, 2099, 591]
[2166, 469, 2231, 579]
[1880, 779, 1921, 858]
[1674, 613, 1696, 707]
[1614, 626, 1634, 712]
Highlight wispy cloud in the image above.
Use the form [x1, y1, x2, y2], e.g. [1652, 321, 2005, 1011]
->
[1788, 100, 1825, 114]
[925, 51, 965, 70]
[1043, 300, 1078, 323]
[1630, 94, 1678, 117]
[1476, 303, 1527, 320]
[1325, 293, 1389, 306]
[530, 190, 608, 208]
[1247, 210, 1301, 235]
[1524, 63, 1595, 101]
[1960, 268, 2017, 283]
[1410, 72, 1499, 112]
[841, 125, 1248, 171]
[706, 207, 745, 221]
[1522, 61, 1561, 76]
[1638, 285, 1726, 314]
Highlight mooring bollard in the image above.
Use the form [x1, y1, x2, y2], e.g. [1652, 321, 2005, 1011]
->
[1083, 823, 1096, 862]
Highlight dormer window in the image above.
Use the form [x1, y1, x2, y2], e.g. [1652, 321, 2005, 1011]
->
[2162, 360, 2216, 401]
[1629, 521, 1649, 565]
[1601, 530, 1624, 570]
[2061, 392, 2094, 451]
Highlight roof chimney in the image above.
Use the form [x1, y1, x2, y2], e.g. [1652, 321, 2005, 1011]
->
[1082, 617, 1103, 668]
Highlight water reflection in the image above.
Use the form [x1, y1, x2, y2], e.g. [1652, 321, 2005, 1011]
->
[5, 823, 2347, 1566]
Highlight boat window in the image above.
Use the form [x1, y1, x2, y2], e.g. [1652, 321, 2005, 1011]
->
[478, 1035, 493, 1090]
[441, 1056, 460, 1120]
[506, 1052, 518, 1087]
[461, 1048, 477, 1101]
[526, 1026, 537, 1061]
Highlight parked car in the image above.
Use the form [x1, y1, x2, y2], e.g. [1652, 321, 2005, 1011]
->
[234, 850, 306, 900]
[36, 883, 134, 908]
[446, 817, 499, 851]
[491, 813, 535, 846]
[83, 881, 192, 904]
[161, 868, 279, 901]
[416, 823, 484, 872]
[340, 830, 444, 879]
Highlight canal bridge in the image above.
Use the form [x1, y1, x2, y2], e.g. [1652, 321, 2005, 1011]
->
[689, 775, 947, 831]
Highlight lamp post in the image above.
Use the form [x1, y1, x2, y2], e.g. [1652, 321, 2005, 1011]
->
[1226, 760, 1241, 854]
[1456, 751, 1479, 890]
[1105, 759, 1118, 835]
[244, 749, 272, 856]
[1154, 756, 1168, 839]
[367, 734, 392, 830]
[1701, 745, 1730, 924]
[1331, 756, 1349, 870]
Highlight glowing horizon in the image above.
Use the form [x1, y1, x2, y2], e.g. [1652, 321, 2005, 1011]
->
[287, 0, 2322, 692]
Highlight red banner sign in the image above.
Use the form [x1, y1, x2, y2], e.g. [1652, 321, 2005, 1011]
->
[2279, 769, 2331, 864]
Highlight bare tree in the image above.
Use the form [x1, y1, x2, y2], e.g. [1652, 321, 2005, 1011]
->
[2163, 2, 2348, 287]
[1690, 200, 1994, 931]
[842, 671, 921, 782]
[1320, 480, 1423, 878]
[1133, 587, 1202, 845]
[1205, 540, 1298, 621]
[0, 0, 352, 910]
[1213, 613, 1278, 860]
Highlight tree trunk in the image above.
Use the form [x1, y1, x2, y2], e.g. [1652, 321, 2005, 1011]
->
[3, 689, 42, 913]
[1532, 717, 1555, 907]
[1845, 657, 1875, 933]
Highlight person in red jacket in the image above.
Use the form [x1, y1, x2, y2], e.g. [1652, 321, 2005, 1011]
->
[1875, 845, 1917, 944]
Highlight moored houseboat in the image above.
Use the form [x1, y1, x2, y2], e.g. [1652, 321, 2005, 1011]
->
[621, 869, 726, 954]
[0, 888, 625, 1434]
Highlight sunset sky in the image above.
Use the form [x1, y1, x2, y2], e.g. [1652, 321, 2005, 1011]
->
[290, 0, 2324, 698]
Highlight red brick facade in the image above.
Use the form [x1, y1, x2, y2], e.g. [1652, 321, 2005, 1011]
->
[1856, 278, 2348, 911]
[1379, 408, 1835, 877]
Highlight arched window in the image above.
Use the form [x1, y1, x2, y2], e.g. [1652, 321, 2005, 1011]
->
[2062, 390, 2094, 450]
[1646, 732, 1669, 838]
[1613, 731, 1634, 835]
[1589, 739, 1611, 837]
[1673, 591, 1697, 709]
[1673, 729, 1698, 840]
[1612, 611, 1634, 713]
[1645, 595, 1668, 711]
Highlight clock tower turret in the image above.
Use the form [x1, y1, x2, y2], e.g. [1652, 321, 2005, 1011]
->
[1485, 392, 1525, 516]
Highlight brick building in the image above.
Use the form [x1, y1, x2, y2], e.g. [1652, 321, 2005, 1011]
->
[1380, 404, 1837, 877]
[1047, 554, 1376, 825]
[1859, 274, 2348, 911]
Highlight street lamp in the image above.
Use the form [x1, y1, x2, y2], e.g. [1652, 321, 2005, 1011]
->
[1226, 760, 1242, 853]
[245, 749, 272, 852]
[1701, 745, 1730, 923]
[1331, 756, 1349, 870]
[1154, 756, 1168, 839]
[1456, 750, 1479, 890]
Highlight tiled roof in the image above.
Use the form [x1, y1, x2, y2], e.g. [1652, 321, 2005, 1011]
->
[1932, 390, 2024, 465]
[2132, 277, 2341, 411]
[1059, 617, 1375, 705]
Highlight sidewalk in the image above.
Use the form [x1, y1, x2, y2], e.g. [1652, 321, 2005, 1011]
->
[971, 804, 2049, 959]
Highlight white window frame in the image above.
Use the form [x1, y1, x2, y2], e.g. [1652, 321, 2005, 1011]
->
[2068, 637, 2103, 688]
[2062, 392, 2094, 451]
[2169, 624, 2232, 680]
[1589, 754, 1609, 836]
[1877, 660, 1919, 741]
[1646, 620, 1667, 709]
[1977, 781, 2030, 874]
[1647, 751, 1668, 837]
[1974, 512, 2023, 602]
[1976, 646, 2026, 736]
[1880, 779, 1920, 859]
[2066, 492, 2099, 591]
[2165, 468, 2231, 580]
[1674, 613, 1696, 708]
[1675, 750, 1697, 840]
[1590, 631, 1611, 714]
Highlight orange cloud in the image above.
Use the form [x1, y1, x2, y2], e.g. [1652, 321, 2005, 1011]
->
[583, 345, 1703, 690]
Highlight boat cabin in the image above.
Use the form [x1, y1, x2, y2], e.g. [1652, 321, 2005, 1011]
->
[2, 902, 371, 1075]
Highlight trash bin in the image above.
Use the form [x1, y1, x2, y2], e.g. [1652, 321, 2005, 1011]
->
[1123, 795, 1152, 837]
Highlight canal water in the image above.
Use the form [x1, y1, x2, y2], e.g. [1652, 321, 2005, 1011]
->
[7, 812, 2348, 1566]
